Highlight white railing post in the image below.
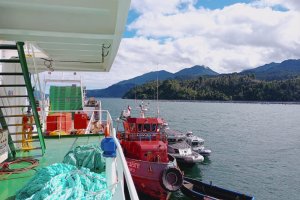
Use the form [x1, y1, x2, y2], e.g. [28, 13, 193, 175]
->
[84, 111, 94, 134]
[106, 156, 117, 192]
[112, 129, 139, 200]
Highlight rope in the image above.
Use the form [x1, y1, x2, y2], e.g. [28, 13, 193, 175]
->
[0, 158, 39, 174]
[48, 169, 117, 199]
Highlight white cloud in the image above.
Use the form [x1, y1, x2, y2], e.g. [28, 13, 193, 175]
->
[72, 1, 300, 89]
[130, 0, 196, 14]
[124, 2, 300, 73]
[252, 0, 300, 11]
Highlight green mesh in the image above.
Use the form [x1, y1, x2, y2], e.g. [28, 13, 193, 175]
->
[49, 86, 82, 111]
[63, 144, 105, 172]
[16, 163, 112, 200]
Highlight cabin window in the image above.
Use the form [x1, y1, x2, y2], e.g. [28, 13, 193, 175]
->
[151, 124, 157, 132]
[144, 124, 151, 132]
[138, 124, 143, 132]
[192, 142, 199, 146]
[157, 124, 162, 132]
[168, 138, 176, 143]
[174, 149, 179, 154]
[129, 123, 136, 132]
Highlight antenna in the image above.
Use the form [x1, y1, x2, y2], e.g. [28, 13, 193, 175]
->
[156, 65, 160, 117]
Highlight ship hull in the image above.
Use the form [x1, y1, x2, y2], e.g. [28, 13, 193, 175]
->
[126, 156, 178, 200]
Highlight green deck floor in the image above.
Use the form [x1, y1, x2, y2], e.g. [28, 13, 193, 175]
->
[0, 135, 103, 200]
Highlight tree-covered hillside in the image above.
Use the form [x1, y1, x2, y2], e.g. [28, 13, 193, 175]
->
[123, 74, 300, 101]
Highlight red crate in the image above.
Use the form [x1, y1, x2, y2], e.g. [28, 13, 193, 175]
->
[46, 115, 57, 132]
[46, 113, 72, 133]
[74, 113, 88, 129]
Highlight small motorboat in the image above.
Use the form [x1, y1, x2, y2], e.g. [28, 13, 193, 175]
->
[164, 129, 187, 143]
[168, 141, 204, 166]
[181, 177, 255, 200]
[186, 132, 212, 156]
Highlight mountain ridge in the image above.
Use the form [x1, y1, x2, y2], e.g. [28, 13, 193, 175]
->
[241, 59, 300, 80]
[87, 59, 300, 97]
[87, 65, 218, 97]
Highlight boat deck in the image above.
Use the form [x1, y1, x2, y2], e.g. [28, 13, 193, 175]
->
[0, 135, 103, 200]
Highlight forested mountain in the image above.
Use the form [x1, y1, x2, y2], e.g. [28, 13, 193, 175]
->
[87, 66, 218, 97]
[87, 83, 135, 98]
[123, 74, 300, 101]
[174, 65, 218, 78]
[87, 70, 174, 97]
[87, 59, 300, 98]
[241, 59, 300, 80]
[117, 70, 175, 85]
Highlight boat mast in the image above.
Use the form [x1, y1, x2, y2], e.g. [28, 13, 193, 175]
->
[156, 65, 160, 117]
[140, 101, 147, 118]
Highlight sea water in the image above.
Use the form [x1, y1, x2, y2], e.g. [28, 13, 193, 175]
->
[101, 98, 300, 200]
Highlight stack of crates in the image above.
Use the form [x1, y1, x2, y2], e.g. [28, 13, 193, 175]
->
[46, 113, 73, 133]
[49, 86, 82, 111]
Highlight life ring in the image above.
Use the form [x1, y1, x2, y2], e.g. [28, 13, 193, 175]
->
[160, 166, 183, 192]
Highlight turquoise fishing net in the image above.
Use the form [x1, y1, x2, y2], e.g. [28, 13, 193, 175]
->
[63, 144, 105, 172]
[16, 163, 112, 200]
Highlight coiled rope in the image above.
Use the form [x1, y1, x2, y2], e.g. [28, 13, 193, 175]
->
[0, 158, 39, 174]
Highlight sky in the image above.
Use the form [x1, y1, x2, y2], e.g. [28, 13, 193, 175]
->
[80, 0, 300, 89]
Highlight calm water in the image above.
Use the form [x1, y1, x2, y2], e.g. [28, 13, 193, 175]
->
[101, 98, 300, 200]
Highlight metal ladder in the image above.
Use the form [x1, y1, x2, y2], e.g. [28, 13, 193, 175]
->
[0, 42, 46, 158]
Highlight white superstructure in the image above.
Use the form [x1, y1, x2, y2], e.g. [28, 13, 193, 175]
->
[0, 0, 130, 72]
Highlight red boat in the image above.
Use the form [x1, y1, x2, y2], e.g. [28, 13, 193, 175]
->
[118, 105, 183, 200]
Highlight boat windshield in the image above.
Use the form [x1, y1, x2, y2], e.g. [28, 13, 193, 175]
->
[129, 123, 136, 132]
[144, 124, 151, 132]
[137, 123, 152, 132]
[192, 142, 199, 146]
[151, 124, 157, 132]
[138, 124, 143, 132]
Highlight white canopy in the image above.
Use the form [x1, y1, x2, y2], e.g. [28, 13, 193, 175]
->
[0, 0, 131, 72]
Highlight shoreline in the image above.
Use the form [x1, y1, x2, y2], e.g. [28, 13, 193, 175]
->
[93, 97, 300, 105]
[121, 98, 300, 105]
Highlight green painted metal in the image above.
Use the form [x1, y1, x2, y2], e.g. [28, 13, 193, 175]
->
[0, 108, 16, 158]
[0, 59, 20, 63]
[0, 44, 17, 50]
[16, 42, 46, 155]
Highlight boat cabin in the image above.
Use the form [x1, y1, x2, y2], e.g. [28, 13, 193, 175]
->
[186, 135, 205, 147]
[168, 142, 193, 156]
[122, 117, 165, 141]
[165, 129, 187, 144]
[120, 117, 170, 162]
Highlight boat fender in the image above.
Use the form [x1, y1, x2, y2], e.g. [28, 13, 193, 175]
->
[160, 167, 183, 192]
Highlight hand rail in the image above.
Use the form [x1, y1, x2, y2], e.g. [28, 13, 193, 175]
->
[46, 109, 109, 134]
[84, 111, 94, 134]
[112, 128, 139, 200]
[101, 111, 139, 199]
[17, 42, 46, 154]
[30, 44, 46, 127]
